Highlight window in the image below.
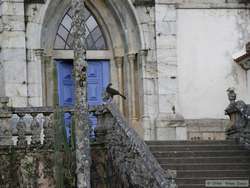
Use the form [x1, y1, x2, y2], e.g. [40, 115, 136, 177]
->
[54, 7, 107, 50]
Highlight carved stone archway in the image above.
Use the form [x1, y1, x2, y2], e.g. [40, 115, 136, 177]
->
[39, 0, 145, 134]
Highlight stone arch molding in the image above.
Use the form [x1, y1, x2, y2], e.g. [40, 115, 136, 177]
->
[38, 0, 145, 128]
[40, 0, 144, 56]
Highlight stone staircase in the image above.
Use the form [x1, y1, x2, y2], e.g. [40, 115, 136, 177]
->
[147, 140, 250, 188]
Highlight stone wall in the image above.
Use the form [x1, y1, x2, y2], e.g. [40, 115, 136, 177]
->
[2, 0, 250, 140]
[137, 0, 250, 140]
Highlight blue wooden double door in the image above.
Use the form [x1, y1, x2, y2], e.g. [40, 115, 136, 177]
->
[56, 59, 110, 138]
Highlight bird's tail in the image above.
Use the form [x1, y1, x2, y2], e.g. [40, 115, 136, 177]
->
[119, 94, 126, 99]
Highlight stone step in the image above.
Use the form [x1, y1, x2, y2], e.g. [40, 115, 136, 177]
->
[176, 177, 250, 185]
[177, 184, 249, 188]
[147, 140, 250, 188]
[149, 145, 243, 151]
[177, 170, 250, 178]
[156, 156, 250, 164]
[152, 150, 250, 157]
[161, 163, 250, 171]
[146, 140, 236, 146]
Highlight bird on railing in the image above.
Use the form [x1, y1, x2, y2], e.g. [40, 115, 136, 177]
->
[106, 83, 126, 101]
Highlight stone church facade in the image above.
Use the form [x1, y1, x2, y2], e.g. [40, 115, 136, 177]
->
[1, 0, 250, 141]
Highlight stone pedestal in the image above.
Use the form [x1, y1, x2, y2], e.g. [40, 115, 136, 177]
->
[156, 113, 187, 140]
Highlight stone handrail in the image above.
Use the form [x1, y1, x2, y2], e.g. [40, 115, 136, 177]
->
[225, 88, 250, 150]
[0, 98, 77, 187]
[0, 103, 75, 148]
[92, 103, 176, 188]
[0, 106, 58, 148]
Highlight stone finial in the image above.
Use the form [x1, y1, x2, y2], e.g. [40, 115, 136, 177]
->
[226, 88, 236, 104]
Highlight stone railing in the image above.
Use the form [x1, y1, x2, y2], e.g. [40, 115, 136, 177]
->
[225, 88, 250, 150]
[91, 103, 176, 188]
[0, 98, 75, 187]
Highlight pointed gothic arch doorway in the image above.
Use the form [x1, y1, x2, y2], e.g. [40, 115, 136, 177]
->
[54, 7, 111, 136]
[41, 0, 144, 137]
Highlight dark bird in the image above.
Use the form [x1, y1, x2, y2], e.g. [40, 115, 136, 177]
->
[106, 83, 126, 100]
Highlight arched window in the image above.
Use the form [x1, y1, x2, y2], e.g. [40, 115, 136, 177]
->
[54, 7, 107, 50]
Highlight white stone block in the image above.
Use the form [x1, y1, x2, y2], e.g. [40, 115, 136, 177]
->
[157, 35, 176, 49]
[26, 23, 42, 48]
[144, 94, 158, 116]
[158, 94, 176, 113]
[158, 78, 178, 95]
[156, 21, 176, 36]
[176, 126, 187, 140]
[1, 32, 25, 48]
[5, 83, 27, 98]
[156, 127, 176, 140]
[1, 48, 26, 62]
[1, 1, 24, 16]
[28, 83, 42, 97]
[4, 60, 27, 82]
[157, 63, 177, 76]
[2, 16, 25, 31]
[144, 78, 156, 95]
[155, 4, 176, 22]
[28, 96, 43, 107]
[157, 48, 177, 61]
[27, 60, 42, 84]
[8, 96, 27, 107]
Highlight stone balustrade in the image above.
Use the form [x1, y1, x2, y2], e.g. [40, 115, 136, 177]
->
[0, 98, 75, 187]
[91, 103, 177, 188]
[225, 88, 250, 150]
[0, 97, 75, 147]
[0, 97, 176, 187]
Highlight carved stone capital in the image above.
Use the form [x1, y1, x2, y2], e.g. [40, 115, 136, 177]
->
[34, 49, 45, 57]
[139, 49, 148, 57]
[127, 53, 136, 63]
[114, 56, 123, 68]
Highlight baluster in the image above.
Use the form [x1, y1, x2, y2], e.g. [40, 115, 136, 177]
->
[30, 112, 41, 147]
[43, 113, 54, 149]
[16, 113, 27, 147]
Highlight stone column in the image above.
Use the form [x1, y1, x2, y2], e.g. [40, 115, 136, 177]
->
[128, 53, 138, 122]
[0, 0, 27, 107]
[26, 49, 44, 106]
[115, 56, 124, 113]
[139, 49, 154, 140]
[155, 2, 186, 140]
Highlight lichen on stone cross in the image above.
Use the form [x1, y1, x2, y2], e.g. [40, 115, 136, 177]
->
[71, 0, 91, 187]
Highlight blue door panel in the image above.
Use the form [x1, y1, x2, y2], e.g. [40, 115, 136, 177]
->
[56, 59, 110, 139]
